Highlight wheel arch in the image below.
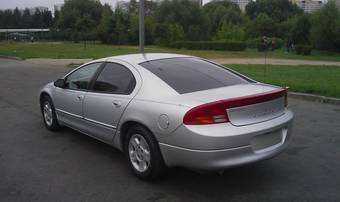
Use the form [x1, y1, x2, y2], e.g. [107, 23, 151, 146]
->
[119, 120, 157, 152]
[39, 91, 51, 108]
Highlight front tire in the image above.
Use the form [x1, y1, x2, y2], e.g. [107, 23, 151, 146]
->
[124, 125, 166, 180]
[41, 95, 60, 131]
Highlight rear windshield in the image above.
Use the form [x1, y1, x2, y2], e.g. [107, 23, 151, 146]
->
[140, 57, 250, 94]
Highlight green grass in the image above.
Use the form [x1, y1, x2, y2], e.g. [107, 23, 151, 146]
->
[226, 64, 340, 98]
[0, 41, 338, 98]
[0, 41, 340, 61]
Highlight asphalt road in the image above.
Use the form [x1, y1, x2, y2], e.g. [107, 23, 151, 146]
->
[0, 59, 339, 202]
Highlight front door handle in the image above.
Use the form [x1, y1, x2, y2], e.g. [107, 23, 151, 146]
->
[77, 95, 84, 101]
[113, 100, 121, 107]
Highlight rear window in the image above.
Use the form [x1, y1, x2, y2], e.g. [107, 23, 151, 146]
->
[140, 57, 250, 94]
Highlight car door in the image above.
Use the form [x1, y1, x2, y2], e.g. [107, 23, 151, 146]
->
[82, 62, 139, 142]
[54, 62, 102, 130]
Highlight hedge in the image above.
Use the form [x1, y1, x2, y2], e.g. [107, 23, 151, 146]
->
[173, 41, 247, 51]
[295, 45, 312, 55]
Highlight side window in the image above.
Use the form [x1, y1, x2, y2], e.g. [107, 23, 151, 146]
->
[93, 63, 136, 94]
[65, 63, 102, 90]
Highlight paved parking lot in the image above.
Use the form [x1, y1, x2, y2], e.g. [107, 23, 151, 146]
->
[0, 58, 339, 202]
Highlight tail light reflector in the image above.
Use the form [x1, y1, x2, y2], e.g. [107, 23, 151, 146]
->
[183, 101, 229, 125]
[284, 87, 289, 107]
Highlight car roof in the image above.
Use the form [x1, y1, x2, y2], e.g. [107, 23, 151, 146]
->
[104, 53, 191, 66]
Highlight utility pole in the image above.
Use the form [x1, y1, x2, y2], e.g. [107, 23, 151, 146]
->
[139, 0, 145, 53]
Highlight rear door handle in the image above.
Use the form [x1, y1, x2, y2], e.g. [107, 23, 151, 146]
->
[113, 100, 121, 107]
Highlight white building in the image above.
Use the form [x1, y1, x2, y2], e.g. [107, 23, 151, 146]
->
[291, 0, 324, 13]
[336, 0, 340, 9]
[229, 0, 251, 12]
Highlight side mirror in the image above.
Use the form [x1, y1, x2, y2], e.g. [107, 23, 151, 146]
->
[54, 78, 66, 88]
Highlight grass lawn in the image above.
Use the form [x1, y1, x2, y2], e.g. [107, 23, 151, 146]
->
[0, 41, 340, 61]
[226, 64, 340, 98]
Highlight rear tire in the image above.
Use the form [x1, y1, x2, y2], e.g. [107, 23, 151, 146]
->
[124, 125, 166, 180]
[41, 95, 60, 131]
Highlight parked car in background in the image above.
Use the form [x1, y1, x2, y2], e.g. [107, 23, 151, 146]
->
[40, 53, 294, 180]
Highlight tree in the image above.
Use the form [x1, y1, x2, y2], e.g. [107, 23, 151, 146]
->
[0, 11, 4, 28]
[215, 22, 245, 41]
[54, 10, 60, 26]
[42, 10, 53, 28]
[246, 0, 302, 22]
[2, 10, 13, 28]
[57, 0, 103, 42]
[155, 0, 208, 40]
[21, 9, 32, 28]
[310, 1, 340, 51]
[154, 23, 184, 46]
[290, 14, 311, 45]
[12, 8, 21, 28]
[32, 9, 43, 28]
[246, 13, 278, 38]
[97, 5, 114, 44]
[113, 6, 129, 47]
[203, 0, 245, 37]
[129, 0, 138, 15]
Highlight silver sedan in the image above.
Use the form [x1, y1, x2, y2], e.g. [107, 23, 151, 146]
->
[40, 53, 294, 180]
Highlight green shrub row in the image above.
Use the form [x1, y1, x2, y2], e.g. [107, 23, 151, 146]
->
[295, 45, 312, 55]
[173, 41, 247, 51]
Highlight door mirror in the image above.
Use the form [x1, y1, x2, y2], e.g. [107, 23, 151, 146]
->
[54, 78, 66, 88]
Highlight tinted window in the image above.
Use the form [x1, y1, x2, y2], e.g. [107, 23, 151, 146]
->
[65, 63, 102, 90]
[93, 63, 136, 94]
[140, 58, 249, 94]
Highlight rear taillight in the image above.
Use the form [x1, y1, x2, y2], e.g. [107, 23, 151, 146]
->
[183, 88, 287, 125]
[183, 101, 229, 125]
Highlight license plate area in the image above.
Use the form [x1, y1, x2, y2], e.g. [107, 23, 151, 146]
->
[251, 129, 286, 153]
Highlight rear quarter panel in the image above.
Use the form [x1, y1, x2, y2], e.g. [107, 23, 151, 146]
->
[115, 99, 191, 150]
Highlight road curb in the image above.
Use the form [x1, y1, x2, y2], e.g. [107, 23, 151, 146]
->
[0, 55, 24, 60]
[289, 92, 340, 105]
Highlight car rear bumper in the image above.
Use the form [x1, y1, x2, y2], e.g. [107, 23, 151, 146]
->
[159, 109, 293, 170]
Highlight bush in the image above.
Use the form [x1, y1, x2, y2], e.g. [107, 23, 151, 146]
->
[257, 43, 268, 52]
[173, 41, 246, 51]
[295, 45, 312, 55]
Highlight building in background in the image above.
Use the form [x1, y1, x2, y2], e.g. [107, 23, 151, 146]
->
[336, 0, 340, 9]
[291, 0, 324, 13]
[229, 0, 251, 12]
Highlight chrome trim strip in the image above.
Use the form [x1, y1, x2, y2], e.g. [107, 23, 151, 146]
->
[56, 108, 82, 119]
[84, 117, 116, 129]
[159, 143, 250, 153]
[56, 108, 116, 129]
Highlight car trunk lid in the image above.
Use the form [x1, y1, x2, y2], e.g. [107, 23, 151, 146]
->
[181, 83, 286, 126]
